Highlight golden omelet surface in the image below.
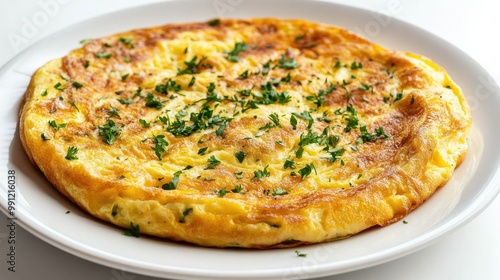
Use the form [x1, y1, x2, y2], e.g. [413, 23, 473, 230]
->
[19, 18, 471, 248]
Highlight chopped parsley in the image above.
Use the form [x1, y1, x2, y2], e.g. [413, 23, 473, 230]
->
[144, 93, 164, 109]
[188, 76, 196, 87]
[162, 171, 182, 190]
[356, 126, 390, 144]
[253, 165, 270, 180]
[98, 119, 121, 144]
[48, 120, 66, 131]
[306, 84, 336, 108]
[124, 222, 140, 238]
[41, 89, 48, 96]
[139, 119, 150, 128]
[226, 42, 248, 62]
[298, 163, 317, 179]
[292, 111, 314, 129]
[83, 60, 90, 68]
[177, 56, 207, 75]
[232, 184, 243, 193]
[117, 98, 134, 105]
[239, 69, 249, 79]
[290, 115, 298, 130]
[153, 134, 169, 160]
[54, 82, 65, 91]
[208, 18, 220, 26]
[342, 104, 359, 132]
[295, 250, 307, 257]
[68, 101, 79, 112]
[350, 61, 362, 70]
[394, 91, 403, 102]
[41, 133, 50, 141]
[121, 73, 129, 81]
[65, 146, 78, 160]
[284, 158, 296, 169]
[327, 147, 344, 163]
[206, 155, 221, 169]
[272, 187, 288, 196]
[235, 151, 246, 163]
[198, 147, 208, 155]
[179, 208, 193, 223]
[107, 107, 120, 118]
[96, 52, 112, 59]
[72, 81, 83, 89]
[278, 54, 298, 69]
[155, 79, 181, 95]
[216, 187, 227, 197]
[119, 37, 133, 45]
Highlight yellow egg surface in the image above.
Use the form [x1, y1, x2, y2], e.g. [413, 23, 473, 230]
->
[19, 18, 471, 248]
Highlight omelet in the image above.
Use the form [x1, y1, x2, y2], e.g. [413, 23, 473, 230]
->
[19, 18, 471, 248]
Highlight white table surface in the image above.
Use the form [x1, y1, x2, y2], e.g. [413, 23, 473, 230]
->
[1, 0, 499, 279]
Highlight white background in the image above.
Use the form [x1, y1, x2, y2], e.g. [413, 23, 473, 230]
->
[0, 0, 499, 279]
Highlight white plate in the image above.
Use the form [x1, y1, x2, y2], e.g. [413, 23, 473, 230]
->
[1, 0, 500, 279]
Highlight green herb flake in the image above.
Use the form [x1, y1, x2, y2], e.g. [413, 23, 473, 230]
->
[298, 163, 317, 179]
[119, 37, 133, 45]
[295, 35, 305, 41]
[284, 158, 296, 169]
[278, 54, 298, 69]
[357, 126, 390, 144]
[107, 107, 120, 118]
[79, 38, 92, 44]
[65, 146, 78, 160]
[350, 61, 362, 70]
[253, 165, 270, 180]
[41, 133, 50, 141]
[155, 79, 181, 94]
[188, 76, 196, 87]
[98, 119, 122, 144]
[394, 91, 403, 102]
[177, 55, 207, 75]
[124, 222, 140, 238]
[121, 73, 129, 81]
[48, 120, 67, 131]
[117, 98, 134, 105]
[96, 52, 112, 59]
[295, 250, 307, 257]
[272, 187, 288, 196]
[208, 18, 220, 26]
[235, 151, 246, 163]
[239, 69, 249, 79]
[232, 184, 243, 193]
[68, 101, 79, 112]
[290, 115, 297, 130]
[162, 171, 182, 190]
[198, 147, 208, 155]
[153, 134, 169, 160]
[41, 89, 48, 96]
[179, 208, 193, 223]
[217, 187, 227, 197]
[83, 60, 90, 68]
[292, 111, 314, 129]
[206, 155, 221, 169]
[72, 81, 83, 89]
[54, 82, 65, 91]
[226, 42, 248, 62]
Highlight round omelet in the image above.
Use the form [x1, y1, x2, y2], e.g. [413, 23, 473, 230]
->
[19, 18, 471, 248]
